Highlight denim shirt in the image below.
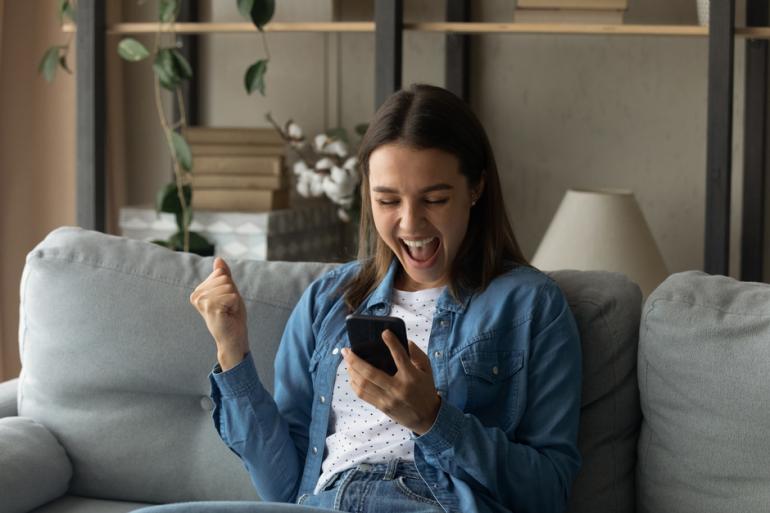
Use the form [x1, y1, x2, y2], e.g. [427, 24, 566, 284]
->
[209, 259, 582, 513]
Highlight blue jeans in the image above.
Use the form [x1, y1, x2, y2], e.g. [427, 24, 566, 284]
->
[131, 460, 444, 513]
[299, 460, 443, 512]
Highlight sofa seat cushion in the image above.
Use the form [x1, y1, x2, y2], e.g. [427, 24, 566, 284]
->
[30, 496, 151, 513]
[0, 416, 72, 513]
[638, 271, 770, 513]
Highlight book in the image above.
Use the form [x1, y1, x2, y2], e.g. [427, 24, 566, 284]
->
[192, 155, 284, 175]
[514, 8, 624, 23]
[185, 126, 284, 146]
[517, 0, 626, 8]
[191, 173, 286, 190]
[191, 144, 285, 157]
[193, 188, 291, 212]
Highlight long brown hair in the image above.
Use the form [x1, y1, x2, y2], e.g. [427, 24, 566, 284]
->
[342, 84, 528, 311]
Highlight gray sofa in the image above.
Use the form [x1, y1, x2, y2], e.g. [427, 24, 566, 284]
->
[0, 227, 767, 513]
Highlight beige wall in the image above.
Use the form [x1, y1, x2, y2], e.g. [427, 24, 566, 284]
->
[0, 0, 76, 380]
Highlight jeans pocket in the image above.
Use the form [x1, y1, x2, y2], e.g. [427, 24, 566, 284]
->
[394, 476, 440, 505]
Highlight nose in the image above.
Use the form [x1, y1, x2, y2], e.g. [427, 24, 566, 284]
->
[399, 200, 425, 233]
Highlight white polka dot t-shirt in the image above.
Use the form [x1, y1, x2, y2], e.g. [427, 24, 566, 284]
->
[314, 284, 445, 493]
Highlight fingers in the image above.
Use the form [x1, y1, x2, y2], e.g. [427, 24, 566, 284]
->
[213, 257, 231, 276]
[381, 330, 411, 371]
[342, 347, 390, 389]
[408, 340, 432, 373]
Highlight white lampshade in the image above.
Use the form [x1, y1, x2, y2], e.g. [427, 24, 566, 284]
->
[532, 188, 668, 297]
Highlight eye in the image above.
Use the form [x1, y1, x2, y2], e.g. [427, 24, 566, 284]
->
[425, 198, 449, 205]
[376, 199, 399, 206]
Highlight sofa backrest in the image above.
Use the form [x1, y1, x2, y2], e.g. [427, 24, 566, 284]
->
[18, 227, 642, 509]
[637, 271, 770, 513]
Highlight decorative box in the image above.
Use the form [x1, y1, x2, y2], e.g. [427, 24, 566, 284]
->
[119, 204, 346, 262]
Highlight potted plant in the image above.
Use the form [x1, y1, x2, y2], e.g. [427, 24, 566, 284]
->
[39, 0, 276, 255]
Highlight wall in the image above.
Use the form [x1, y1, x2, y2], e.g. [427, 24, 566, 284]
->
[0, 0, 76, 380]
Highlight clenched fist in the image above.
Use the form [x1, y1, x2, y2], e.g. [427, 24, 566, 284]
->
[190, 257, 249, 371]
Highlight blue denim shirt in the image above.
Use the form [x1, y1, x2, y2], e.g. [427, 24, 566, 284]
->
[209, 259, 582, 513]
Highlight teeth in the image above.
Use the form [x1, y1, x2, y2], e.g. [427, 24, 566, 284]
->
[401, 237, 436, 248]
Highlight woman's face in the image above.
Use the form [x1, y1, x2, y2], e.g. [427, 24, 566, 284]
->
[368, 143, 482, 291]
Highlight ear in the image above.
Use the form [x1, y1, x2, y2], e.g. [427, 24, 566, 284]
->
[472, 174, 486, 203]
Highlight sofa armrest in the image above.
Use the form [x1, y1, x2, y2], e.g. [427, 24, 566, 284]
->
[0, 378, 19, 418]
[0, 416, 72, 513]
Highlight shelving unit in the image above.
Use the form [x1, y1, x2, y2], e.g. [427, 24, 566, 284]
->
[63, 21, 770, 39]
[74, 0, 766, 280]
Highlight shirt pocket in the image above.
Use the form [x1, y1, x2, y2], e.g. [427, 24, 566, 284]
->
[459, 347, 525, 430]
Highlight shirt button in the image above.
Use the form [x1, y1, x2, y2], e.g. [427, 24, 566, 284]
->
[320, 395, 326, 404]
[492, 366, 499, 375]
[433, 351, 442, 358]
[440, 320, 449, 328]
[312, 446, 318, 455]
[332, 347, 340, 355]
[199, 397, 214, 411]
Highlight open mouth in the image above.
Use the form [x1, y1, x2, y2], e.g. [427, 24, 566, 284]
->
[400, 236, 441, 264]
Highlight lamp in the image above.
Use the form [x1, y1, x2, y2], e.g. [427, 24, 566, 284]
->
[532, 188, 668, 297]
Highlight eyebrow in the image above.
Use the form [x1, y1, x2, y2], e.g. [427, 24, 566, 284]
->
[371, 183, 454, 194]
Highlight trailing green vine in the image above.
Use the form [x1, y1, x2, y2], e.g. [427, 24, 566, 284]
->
[40, 0, 276, 255]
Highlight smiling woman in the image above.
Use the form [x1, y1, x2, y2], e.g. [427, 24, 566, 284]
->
[145, 84, 583, 513]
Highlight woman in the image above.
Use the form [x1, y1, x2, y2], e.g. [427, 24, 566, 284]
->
[148, 84, 581, 513]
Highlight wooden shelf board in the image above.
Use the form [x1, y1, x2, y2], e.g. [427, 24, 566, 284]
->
[59, 22, 770, 39]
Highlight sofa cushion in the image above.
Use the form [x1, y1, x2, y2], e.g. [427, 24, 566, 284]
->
[637, 271, 770, 513]
[0, 416, 72, 513]
[19, 227, 336, 504]
[552, 271, 642, 513]
[30, 496, 151, 513]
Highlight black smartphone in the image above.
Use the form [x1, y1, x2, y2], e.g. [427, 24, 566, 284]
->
[345, 314, 408, 376]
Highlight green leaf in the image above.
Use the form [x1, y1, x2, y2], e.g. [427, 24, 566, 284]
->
[150, 239, 172, 249]
[171, 49, 193, 81]
[156, 182, 191, 214]
[244, 59, 268, 95]
[169, 231, 215, 255]
[237, 0, 274, 29]
[154, 49, 180, 90]
[325, 127, 349, 144]
[170, 131, 193, 172]
[117, 38, 150, 62]
[39, 47, 61, 83]
[59, 0, 76, 23]
[355, 123, 369, 137]
[159, 0, 178, 23]
[59, 55, 72, 74]
[237, 0, 255, 20]
[250, 0, 275, 29]
[175, 207, 193, 233]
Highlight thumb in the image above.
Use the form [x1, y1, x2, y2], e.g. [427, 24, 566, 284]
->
[213, 257, 231, 276]
[409, 341, 432, 373]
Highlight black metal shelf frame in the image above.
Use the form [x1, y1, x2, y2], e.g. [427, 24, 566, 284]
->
[76, 0, 762, 279]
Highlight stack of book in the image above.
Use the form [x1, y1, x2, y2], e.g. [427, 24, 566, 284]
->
[185, 126, 290, 212]
[514, 0, 627, 24]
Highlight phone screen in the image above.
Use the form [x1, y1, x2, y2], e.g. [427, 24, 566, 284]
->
[345, 315, 408, 376]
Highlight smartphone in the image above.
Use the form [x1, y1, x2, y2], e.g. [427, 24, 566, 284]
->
[345, 314, 408, 376]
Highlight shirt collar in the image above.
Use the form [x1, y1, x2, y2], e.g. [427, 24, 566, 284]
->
[360, 258, 472, 314]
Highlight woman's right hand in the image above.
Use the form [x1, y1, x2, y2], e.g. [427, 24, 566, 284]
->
[190, 257, 249, 371]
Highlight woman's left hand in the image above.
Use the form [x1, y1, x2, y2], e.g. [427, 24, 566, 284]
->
[342, 329, 441, 435]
